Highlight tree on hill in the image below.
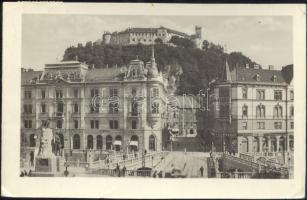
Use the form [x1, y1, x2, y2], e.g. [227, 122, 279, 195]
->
[169, 36, 196, 49]
[62, 42, 260, 95]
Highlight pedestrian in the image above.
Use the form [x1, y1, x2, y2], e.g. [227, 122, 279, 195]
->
[158, 171, 163, 178]
[200, 166, 204, 177]
[122, 166, 126, 177]
[153, 171, 157, 178]
[144, 149, 147, 155]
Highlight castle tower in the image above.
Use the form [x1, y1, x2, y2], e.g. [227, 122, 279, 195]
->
[195, 26, 202, 39]
[102, 31, 111, 44]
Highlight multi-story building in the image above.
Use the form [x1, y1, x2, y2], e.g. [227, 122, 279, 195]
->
[102, 26, 203, 48]
[21, 47, 169, 163]
[205, 63, 294, 156]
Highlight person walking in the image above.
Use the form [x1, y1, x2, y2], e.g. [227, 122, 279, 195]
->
[200, 166, 204, 177]
[122, 166, 126, 177]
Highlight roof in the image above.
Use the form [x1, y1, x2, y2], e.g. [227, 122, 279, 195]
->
[122, 28, 157, 34]
[85, 67, 123, 82]
[119, 27, 190, 38]
[228, 67, 290, 84]
[21, 71, 43, 85]
[45, 61, 81, 66]
[161, 26, 190, 38]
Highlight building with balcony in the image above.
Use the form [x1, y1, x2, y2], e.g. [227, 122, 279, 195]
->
[205, 62, 294, 156]
[21, 46, 169, 163]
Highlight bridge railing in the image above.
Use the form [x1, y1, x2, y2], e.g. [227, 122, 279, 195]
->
[88, 168, 153, 177]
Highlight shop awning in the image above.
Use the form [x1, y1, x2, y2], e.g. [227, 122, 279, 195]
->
[114, 140, 122, 146]
[129, 141, 138, 146]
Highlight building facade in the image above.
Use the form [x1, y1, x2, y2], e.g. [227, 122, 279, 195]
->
[205, 63, 294, 156]
[102, 26, 203, 48]
[21, 48, 169, 163]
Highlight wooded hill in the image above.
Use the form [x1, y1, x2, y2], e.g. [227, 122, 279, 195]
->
[63, 40, 260, 94]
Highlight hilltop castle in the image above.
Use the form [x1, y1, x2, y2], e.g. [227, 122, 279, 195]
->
[101, 26, 203, 49]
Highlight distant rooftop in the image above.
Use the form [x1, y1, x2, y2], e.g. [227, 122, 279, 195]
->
[229, 67, 291, 84]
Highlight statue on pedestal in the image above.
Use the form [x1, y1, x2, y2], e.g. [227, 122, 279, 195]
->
[38, 119, 55, 158]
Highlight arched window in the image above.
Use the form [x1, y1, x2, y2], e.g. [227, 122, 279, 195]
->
[73, 134, 80, 149]
[97, 135, 103, 150]
[273, 105, 283, 118]
[256, 105, 265, 118]
[149, 135, 156, 151]
[130, 135, 139, 152]
[87, 135, 93, 149]
[106, 135, 112, 150]
[242, 105, 248, 118]
[114, 135, 122, 151]
[29, 134, 36, 147]
[109, 102, 119, 114]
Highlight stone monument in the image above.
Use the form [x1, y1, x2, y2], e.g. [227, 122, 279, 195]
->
[34, 119, 64, 176]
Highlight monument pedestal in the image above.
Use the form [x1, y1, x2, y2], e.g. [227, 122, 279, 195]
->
[33, 156, 64, 176]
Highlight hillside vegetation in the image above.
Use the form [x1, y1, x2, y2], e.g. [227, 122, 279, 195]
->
[63, 40, 259, 94]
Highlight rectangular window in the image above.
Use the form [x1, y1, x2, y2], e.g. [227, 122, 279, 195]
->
[274, 122, 282, 129]
[24, 104, 27, 113]
[74, 89, 79, 98]
[110, 88, 118, 97]
[41, 90, 46, 99]
[24, 104, 32, 113]
[290, 90, 294, 100]
[131, 120, 137, 129]
[257, 122, 265, 129]
[290, 122, 294, 129]
[41, 103, 46, 113]
[110, 120, 119, 129]
[74, 120, 78, 129]
[95, 120, 99, 129]
[91, 89, 99, 98]
[57, 120, 62, 129]
[274, 90, 282, 101]
[242, 122, 247, 130]
[74, 104, 79, 113]
[24, 91, 32, 99]
[56, 90, 63, 99]
[256, 90, 265, 100]
[91, 120, 95, 129]
[24, 120, 28, 128]
[242, 88, 248, 99]
[152, 88, 159, 98]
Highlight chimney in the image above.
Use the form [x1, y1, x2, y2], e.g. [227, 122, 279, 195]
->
[106, 64, 109, 69]
[268, 65, 274, 70]
[115, 64, 118, 69]
[246, 63, 249, 69]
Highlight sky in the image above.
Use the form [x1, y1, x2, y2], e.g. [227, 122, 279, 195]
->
[22, 15, 292, 70]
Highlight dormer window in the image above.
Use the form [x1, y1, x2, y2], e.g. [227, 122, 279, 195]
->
[255, 74, 260, 81]
[272, 75, 277, 82]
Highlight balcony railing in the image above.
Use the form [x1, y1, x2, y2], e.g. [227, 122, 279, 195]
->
[53, 112, 65, 118]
